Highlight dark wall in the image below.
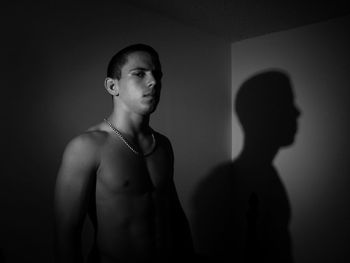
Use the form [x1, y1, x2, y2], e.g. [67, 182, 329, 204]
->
[1, 1, 231, 262]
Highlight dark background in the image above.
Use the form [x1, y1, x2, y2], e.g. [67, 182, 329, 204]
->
[1, 1, 231, 262]
[1, 1, 349, 262]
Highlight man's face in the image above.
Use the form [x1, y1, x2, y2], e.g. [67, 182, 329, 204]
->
[117, 51, 162, 116]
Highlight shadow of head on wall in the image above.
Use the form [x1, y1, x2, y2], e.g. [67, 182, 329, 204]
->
[192, 69, 301, 263]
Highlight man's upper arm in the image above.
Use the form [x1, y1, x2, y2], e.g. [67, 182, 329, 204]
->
[54, 134, 99, 229]
[163, 136, 194, 253]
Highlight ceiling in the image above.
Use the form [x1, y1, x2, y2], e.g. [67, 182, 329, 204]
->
[123, 0, 350, 42]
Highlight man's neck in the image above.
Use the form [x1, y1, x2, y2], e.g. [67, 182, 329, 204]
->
[107, 109, 151, 138]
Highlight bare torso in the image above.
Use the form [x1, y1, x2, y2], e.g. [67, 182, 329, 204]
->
[87, 129, 173, 263]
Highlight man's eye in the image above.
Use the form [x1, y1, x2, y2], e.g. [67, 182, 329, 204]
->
[133, 71, 145, 78]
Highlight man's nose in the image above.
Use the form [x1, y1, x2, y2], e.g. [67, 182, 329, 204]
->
[147, 73, 156, 88]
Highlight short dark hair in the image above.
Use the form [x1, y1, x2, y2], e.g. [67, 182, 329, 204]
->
[107, 44, 161, 80]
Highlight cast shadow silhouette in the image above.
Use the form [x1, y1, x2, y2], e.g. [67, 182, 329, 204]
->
[192, 70, 301, 263]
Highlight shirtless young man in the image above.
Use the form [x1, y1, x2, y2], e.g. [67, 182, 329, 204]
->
[54, 44, 194, 263]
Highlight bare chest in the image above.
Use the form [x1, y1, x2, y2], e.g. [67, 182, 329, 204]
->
[96, 142, 172, 196]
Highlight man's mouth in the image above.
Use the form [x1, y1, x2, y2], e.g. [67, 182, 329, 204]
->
[143, 92, 155, 97]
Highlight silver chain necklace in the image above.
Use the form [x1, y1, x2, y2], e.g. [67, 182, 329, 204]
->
[104, 118, 156, 157]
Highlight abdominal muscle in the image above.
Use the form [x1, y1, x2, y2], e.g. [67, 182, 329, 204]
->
[92, 189, 161, 263]
[87, 135, 172, 262]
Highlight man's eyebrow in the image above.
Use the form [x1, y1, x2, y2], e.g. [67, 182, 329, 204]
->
[129, 67, 149, 72]
[128, 67, 163, 76]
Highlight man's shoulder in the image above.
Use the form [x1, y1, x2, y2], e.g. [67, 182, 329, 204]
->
[63, 125, 109, 161]
[68, 131, 107, 149]
[153, 130, 173, 154]
[154, 131, 170, 143]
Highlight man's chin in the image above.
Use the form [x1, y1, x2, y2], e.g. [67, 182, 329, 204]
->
[139, 105, 158, 116]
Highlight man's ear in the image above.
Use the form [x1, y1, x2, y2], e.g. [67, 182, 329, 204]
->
[104, 77, 119, 96]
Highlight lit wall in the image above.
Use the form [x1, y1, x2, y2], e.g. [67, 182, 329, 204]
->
[231, 15, 350, 263]
[1, 1, 231, 262]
